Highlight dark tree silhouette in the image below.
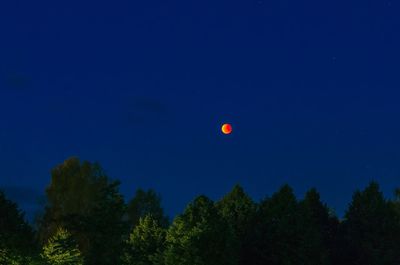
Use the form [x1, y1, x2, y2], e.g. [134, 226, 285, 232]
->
[127, 189, 169, 229]
[37, 157, 127, 265]
[298, 188, 338, 265]
[254, 184, 302, 265]
[164, 195, 238, 265]
[0, 190, 36, 257]
[216, 185, 257, 265]
[4, 158, 400, 265]
[339, 182, 400, 265]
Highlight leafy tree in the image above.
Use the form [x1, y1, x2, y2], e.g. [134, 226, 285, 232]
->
[0, 248, 24, 265]
[38, 157, 127, 265]
[216, 185, 256, 265]
[340, 182, 400, 265]
[0, 190, 36, 257]
[164, 195, 238, 265]
[41, 227, 83, 265]
[123, 215, 166, 265]
[127, 189, 169, 228]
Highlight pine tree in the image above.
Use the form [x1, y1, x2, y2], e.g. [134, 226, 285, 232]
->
[82, 181, 127, 265]
[216, 185, 256, 265]
[164, 195, 238, 265]
[127, 189, 169, 228]
[0, 190, 36, 257]
[394, 187, 400, 216]
[254, 184, 301, 265]
[41, 228, 83, 265]
[297, 188, 337, 265]
[123, 215, 166, 265]
[340, 182, 400, 264]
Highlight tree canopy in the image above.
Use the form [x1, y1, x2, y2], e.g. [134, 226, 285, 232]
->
[127, 189, 169, 228]
[164, 195, 238, 265]
[0, 190, 36, 256]
[340, 182, 400, 265]
[216, 185, 256, 265]
[123, 215, 166, 265]
[2, 158, 400, 265]
[38, 157, 126, 265]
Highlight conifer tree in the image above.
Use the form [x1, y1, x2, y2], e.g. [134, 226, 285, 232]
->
[340, 182, 400, 264]
[127, 189, 169, 228]
[216, 185, 256, 265]
[164, 195, 238, 265]
[298, 188, 336, 265]
[0, 190, 36, 257]
[41, 228, 83, 265]
[254, 185, 301, 265]
[123, 215, 166, 265]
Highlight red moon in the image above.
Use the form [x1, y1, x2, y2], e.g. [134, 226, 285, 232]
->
[221, 123, 232, 134]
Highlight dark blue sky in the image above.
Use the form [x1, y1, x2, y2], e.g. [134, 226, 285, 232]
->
[1, 0, 399, 220]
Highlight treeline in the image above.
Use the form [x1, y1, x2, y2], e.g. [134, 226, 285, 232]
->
[1, 157, 400, 265]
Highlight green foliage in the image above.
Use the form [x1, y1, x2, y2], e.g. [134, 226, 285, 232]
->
[4, 156, 400, 265]
[340, 182, 400, 265]
[216, 185, 256, 265]
[0, 248, 24, 265]
[127, 189, 169, 228]
[394, 187, 400, 215]
[38, 157, 127, 265]
[297, 188, 336, 265]
[255, 184, 301, 265]
[164, 195, 238, 265]
[123, 215, 166, 265]
[0, 190, 36, 257]
[216, 185, 256, 237]
[41, 228, 83, 265]
[0, 249, 44, 265]
[38, 157, 108, 243]
[82, 181, 127, 265]
[254, 186, 340, 265]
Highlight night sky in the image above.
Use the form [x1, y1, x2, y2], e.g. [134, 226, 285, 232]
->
[1, 0, 399, 221]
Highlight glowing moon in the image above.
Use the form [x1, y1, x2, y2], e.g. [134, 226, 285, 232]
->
[221, 123, 232, 134]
